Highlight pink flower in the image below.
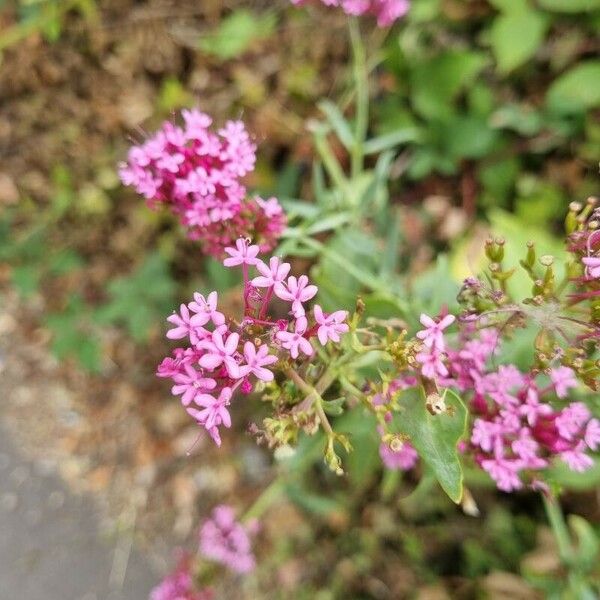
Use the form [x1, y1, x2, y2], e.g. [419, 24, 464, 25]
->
[379, 441, 418, 470]
[150, 555, 213, 600]
[582, 256, 600, 279]
[313, 305, 349, 345]
[187, 387, 233, 432]
[171, 364, 217, 406]
[274, 275, 318, 317]
[290, 0, 410, 27]
[167, 304, 205, 342]
[555, 402, 591, 440]
[251, 257, 291, 288]
[416, 348, 448, 380]
[276, 317, 314, 359]
[239, 342, 278, 381]
[560, 443, 594, 472]
[223, 238, 260, 267]
[189, 291, 225, 326]
[199, 505, 256, 574]
[197, 330, 241, 378]
[416, 313, 455, 351]
[584, 418, 600, 450]
[481, 458, 523, 492]
[549, 366, 577, 399]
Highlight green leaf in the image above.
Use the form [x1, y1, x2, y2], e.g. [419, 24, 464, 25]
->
[318, 100, 355, 149]
[397, 388, 468, 503]
[443, 115, 500, 160]
[198, 9, 276, 60]
[363, 127, 421, 155]
[569, 515, 600, 569]
[547, 61, 600, 112]
[95, 253, 176, 342]
[538, 0, 600, 12]
[410, 51, 488, 120]
[11, 265, 41, 297]
[489, 10, 549, 74]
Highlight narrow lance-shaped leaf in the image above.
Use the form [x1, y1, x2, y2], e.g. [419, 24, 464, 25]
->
[397, 387, 468, 503]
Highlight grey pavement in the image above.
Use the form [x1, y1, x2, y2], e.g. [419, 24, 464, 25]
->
[0, 424, 157, 600]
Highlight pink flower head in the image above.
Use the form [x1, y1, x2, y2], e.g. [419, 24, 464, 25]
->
[251, 257, 291, 288]
[290, 0, 410, 27]
[223, 238, 260, 267]
[555, 402, 591, 440]
[189, 291, 225, 326]
[379, 441, 418, 470]
[416, 313, 455, 351]
[171, 364, 217, 406]
[197, 330, 242, 378]
[150, 555, 213, 600]
[167, 304, 206, 343]
[274, 275, 318, 317]
[549, 366, 577, 399]
[187, 387, 233, 432]
[584, 419, 600, 450]
[313, 305, 349, 345]
[582, 256, 600, 279]
[276, 316, 314, 359]
[199, 505, 256, 574]
[239, 341, 278, 381]
[416, 348, 448, 380]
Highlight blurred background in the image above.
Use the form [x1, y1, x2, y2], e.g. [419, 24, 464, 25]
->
[0, 0, 599, 598]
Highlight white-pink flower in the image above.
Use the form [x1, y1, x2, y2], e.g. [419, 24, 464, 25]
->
[582, 256, 600, 279]
[416, 313, 455, 351]
[166, 303, 208, 345]
[187, 387, 233, 434]
[274, 275, 318, 317]
[197, 330, 241, 378]
[584, 418, 600, 451]
[251, 257, 291, 288]
[189, 291, 225, 326]
[276, 317, 314, 359]
[313, 305, 349, 345]
[171, 364, 217, 406]
[223, 238, 260, 267]
[549, 366, 577, 399]
[239, 342, 278, 381]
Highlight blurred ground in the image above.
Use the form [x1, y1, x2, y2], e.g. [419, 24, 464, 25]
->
[0, 423, 156, 600]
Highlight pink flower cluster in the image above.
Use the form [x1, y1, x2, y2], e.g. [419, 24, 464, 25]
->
[157, 239, 349, 446]
[415, 312, 456, 380]
[438, 327, 600, 492]
[290, 0, 410, 27]
[199, 505, 257, 574]
[119, 109, 285, 257]
[150, 555, 213, 600]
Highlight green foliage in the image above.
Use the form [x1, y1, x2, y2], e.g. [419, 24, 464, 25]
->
[198, 9, 276, 59]
[44, 294, 102, 373]
[397, 388, 468, 503]
[546, 61, 600, 112]
[95, 253, 176, 342]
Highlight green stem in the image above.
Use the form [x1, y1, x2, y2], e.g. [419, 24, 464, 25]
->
[348, 17, 369, 180]
[242, 477, 285, 523]
[541, 494, 596, 597]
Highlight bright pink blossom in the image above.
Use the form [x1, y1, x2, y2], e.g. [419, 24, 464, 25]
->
[416, 313, 455, 351]
[251, 257, 291, 288]
[274, 275, 318, 317]
[197, 330, 241, 378]
[549, 366, 577, 399]
[223, 238, 260, 267]
[276, 316, 314, 359]
[240, 342, 278, 381]
[314, 305, 349, 345]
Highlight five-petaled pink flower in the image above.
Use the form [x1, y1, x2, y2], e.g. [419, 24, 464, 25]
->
[274, 275, 318, 317]
[251, 257, 291, 288]
[223, 238, 260, 267]
[197, 330, 241, 378]
[313, 305, 349, 345]
[187, 387, 233, 440]
[582, 256, 600, 279]
[276, 317, 314, 359]
[189, 291, 225, 326]
[167, 304, 200, 340]
[239, 342, 278, 381]
[416, 313, 455, 351]
[549, 366, 577, 399]
[171, 364, 217, 406]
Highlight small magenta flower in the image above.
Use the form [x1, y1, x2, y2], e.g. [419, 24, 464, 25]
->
[584, 419, 600, 450]
[313, 305, 349, 345]
[189, 291, 225, 326]
[276, 317, 314, 359]
[416, 348, 448, 380]
[582, 256, 600, 279]
[223, 238, 260, 267]
[251, 257, 291, 288]
[187, 387, 233, 432]
[240, 342, 278, 381]
[560, 443, 594, 472]
[197, 330, 241, 378]
[550, 366, 577, 399]
[379, 441, 418, 471]
[171, 364, 217, 406]
[274, 275, 318, 317]
[416, 313, 455, 351]
[199, 505, 256, 574]
[167, 304, 200, 340]
[555, 402, 591, 440]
